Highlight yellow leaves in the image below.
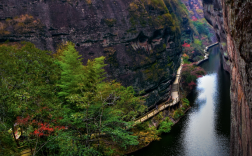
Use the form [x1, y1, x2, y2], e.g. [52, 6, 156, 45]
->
[103, 47, 116, 55]
[13, 14, 34, 23]
[133, 126, 160, 145]
[2, 14, 44, 34]
[85, 0, 92, 5]
[129, 2, 139, 11]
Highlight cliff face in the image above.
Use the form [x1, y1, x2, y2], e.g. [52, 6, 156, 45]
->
[202, 0, 230, 72]
[0, 0, 184, 107]
[202, 0, 252, 155]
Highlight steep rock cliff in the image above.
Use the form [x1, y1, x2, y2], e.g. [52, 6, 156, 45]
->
[202, 0, 252, 155]
[0, 0, 185, 107]
[203, 0, 230, 72]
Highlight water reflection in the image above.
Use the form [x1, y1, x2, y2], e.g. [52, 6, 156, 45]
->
[182, 74, 218, 156]
[130, 46, 230, 156]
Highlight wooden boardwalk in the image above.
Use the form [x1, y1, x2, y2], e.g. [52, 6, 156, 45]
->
[196, 42, 219, 65]
[134, 58, 184, 125]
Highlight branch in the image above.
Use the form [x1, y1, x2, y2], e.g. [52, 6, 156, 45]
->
[33, 135, 58, 156]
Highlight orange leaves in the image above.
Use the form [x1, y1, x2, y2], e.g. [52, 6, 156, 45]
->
[13, 14, 34, 23]
[129, 2, 139, 11]
[3, 14, 44, 34]
[182, 53, 188, 57]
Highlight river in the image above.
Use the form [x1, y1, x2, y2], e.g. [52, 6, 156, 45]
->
[130, 46, 231, 156]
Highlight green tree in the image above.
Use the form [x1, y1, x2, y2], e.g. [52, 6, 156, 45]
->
[57, 42, 84, 97]
[158, 117, 174, 133]
[0, 42, 146, 155]
[192, 21, 209, 35]
[0, 42, 61, 155]
[55, 43, 146, 155]
[0, 122, 20, 156]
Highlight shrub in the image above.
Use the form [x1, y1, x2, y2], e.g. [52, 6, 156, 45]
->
[158, 117, 174, 133]
[221, 42, 226, 46]
[182, 54, 190, 64]
[182, 98, 190, 108]
[104, 18, 117, 27]
[181, 63, 206, 91]
[172, 108, 184, 120]
[192, 21, 209, 35]
[194, 39, 202, 46]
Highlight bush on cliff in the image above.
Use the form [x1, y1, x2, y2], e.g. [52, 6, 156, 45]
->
[158, 117, 174, 133]
[181, 63, 206, 92]
[172, 108, 184, 120]
[182, 98, 190, 110]
[192, 20, 209, 35]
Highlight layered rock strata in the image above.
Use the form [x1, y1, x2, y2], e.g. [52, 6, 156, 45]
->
[0, 0, 183, 107]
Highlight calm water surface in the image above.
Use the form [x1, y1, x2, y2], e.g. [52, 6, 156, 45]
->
[130, 46, 231, 156]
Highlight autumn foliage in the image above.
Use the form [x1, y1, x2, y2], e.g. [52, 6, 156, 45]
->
[181, 63, 205, 91]
[192, 16, 198, 21]
[182, 41, 191, 47]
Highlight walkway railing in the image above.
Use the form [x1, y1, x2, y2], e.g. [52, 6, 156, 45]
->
[205, 42, 219, 52]
[197, 42, 219, 65]
[134, 97, 180, 125]
[133, 58, 183, 125]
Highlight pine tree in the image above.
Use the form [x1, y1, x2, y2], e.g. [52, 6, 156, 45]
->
[57, 42, 84, 97]
[55, 43, 146, 155]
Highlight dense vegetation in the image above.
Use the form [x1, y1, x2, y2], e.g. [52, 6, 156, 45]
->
[180, 58, 206, 93]
[0, 1, 212, 155]
[0, 42, 147, 156]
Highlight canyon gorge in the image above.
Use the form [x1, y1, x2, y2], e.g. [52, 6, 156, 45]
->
[0, 0, 251, 155]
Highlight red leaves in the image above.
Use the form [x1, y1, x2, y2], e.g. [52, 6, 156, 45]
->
[182, 41, 190, 47]
[181, 63, 206, 91]
[192, 16, 198, 21]
[16, 115, 30, 126]
[16, 115, 66, 138]
[32, 122, 65, 137]
[188, 81, 197, 90]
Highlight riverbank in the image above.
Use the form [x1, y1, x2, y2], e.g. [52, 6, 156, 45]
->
[125, 62, 200, 155]
[126, 45, 214, 155]
[130, 45, 230, 156]
[125, 103, 191, 155]
[196, 42, 218, 66]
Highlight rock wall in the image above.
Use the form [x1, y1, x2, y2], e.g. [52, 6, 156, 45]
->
[203, 0, 230, 72]
[202, 0, 252, 155]
[0, 0, 183, 107]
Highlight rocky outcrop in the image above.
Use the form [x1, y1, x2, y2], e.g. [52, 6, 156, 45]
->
[0, 0, 184, 107]
[202, 0, 252, 155]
